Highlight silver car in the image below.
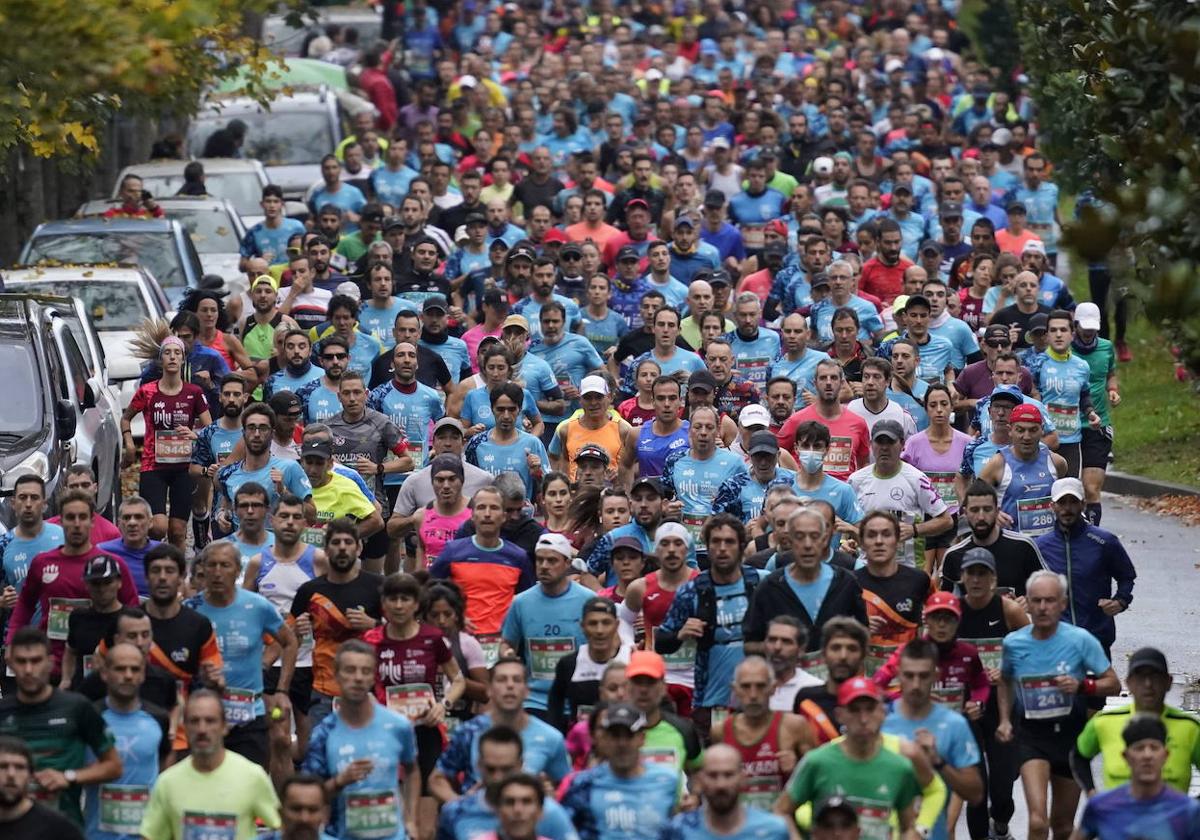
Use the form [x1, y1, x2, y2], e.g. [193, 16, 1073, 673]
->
[113, 158, 270, 227]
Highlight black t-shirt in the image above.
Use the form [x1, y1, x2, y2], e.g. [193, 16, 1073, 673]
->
[612, 329, 695, 368]
[546, 645, 627, 733]
[65, 607, 122, 691]
[291, 572, 384, 696]
[989, 303, 1052, 349]
[793, 684, 838, 721]
[369, 345, 451, 391]
[854, 565, 934, 629]
[0, 802, 85, 840]
[513, 176, 565, 215]
[941, 532, 1047, 597]
[149, 605, 220, 687]
[79, 665, 180, 714]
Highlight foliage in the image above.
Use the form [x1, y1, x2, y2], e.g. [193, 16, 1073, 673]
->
[0, 0, 307, 159]
[1010, 0, 1200, 373]
[959, 0, 1021, 92]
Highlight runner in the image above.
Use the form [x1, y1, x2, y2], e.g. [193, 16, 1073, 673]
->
[0, 736, 85, 840]
[659, 744, 791, 840]
[763, 617, 824, 712]
[980, 404, 1068, 538]
[1070, 302, 1120, 525]
[1036, 310, 1101, 478]
[775, 360, 871, 481]
[190, 373, 249, 548]
[661, 406, 748, 545]
[98, 497, 161, 599]
[412, 455, 473, 569]
[545, 598, 633, 731]
[634, 376, 690, 479]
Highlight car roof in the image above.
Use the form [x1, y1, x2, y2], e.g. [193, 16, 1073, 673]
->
[31, 217, 177, 234]
[197, 88, 332, 114]
[3, 265, 155, 284]
[81, 196, 238, 214]
[121, 158, 267, 176]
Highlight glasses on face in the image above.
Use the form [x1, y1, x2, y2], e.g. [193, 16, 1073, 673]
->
[244, 424, 272, 434]
[985, 339, 1011, 348]
[321, 353, 348, 361]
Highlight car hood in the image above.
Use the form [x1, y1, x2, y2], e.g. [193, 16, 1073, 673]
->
[199, 252, 244, 285]
[265, 164, 321, 199]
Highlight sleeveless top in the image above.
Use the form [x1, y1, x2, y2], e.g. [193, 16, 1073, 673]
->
[642, 569, 700, 689]
[560, 418, 624, 482]
[419, 504, 472, 567]
[721, 711, 786, 811]
[999, 446, 1056, 536]
[204, 330, 235, 369]
[636, 420, 690, 478]
[256, 544, 318, 667]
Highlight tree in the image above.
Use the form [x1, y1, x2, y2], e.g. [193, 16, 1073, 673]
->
[1010, 0, 1200, 373]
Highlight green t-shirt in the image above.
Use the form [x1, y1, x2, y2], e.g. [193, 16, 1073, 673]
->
[139, 750, 281, 840]
[1076, 703, 1200, 792]
[0, 688, 115, 826]
[640, 713, 703, 772]
[336, 231, 379, 264]
[1075, 337, 1117, 426]
[786, 739, 922, 840]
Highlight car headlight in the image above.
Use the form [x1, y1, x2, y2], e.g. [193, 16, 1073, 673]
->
[3, 451, 50, 488]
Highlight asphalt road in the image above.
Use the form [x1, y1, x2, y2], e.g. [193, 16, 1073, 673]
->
[952, 492, 1200, 838]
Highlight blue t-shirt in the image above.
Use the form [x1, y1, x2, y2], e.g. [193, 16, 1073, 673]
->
[929, 317, 980, 370]
[436, 788, 579, 840]
[0, 523, 64, 592]
[500, 581, 595, 710]
[784, 562, 833, 623]
[512, 294, 584, 341]
[667, 242, 722, 285]
[560, 763, 680, 840]
[528, 334, 606, 423]
[239, 218, 306, 262]
[461, 387, 540, 433]
[728, 188, 786, 228]
[713, 467, 797, 522]
[910, 333, 958, 383]
[1011, 181, 1061, 251]
[191, 421, 242, 469]
[769, 350, 830, 407]
[622, 349, 706, 395]
[635, 421, 689, 478]
[581, 309, 629, 355]
[367, 380, 445, 480]
[699, 222, 747, 264]
[217, 457, 313, 530]
[371, 166, 419, 208]
[435, 713, 570, 791]
[660, 806, 789, 840]
[420, 335, 471, 384]
[724, 329, 782, 389]
[343, 331, 384, 379]
[307, 183, 367, 233]
[218, 532, 275, 581]
[661, 448, 749, 538]
[516, 352, 561, 408]
[791, 474, 864, 551]
[85, 701, 166, 840]
[186, 589, 284, 719]
[1079, 784, 1200, 840]
[303, 707, 417, 840]
[1037, 353, 1093, 444]
[263, 364, 323, 400]
[889, 384, 930, 431]
[358, 299, 410, 349]
[883, 704, 981, 840]
[464, 430, 550, 500]
[641, 276, 690, 310]
[296, 379, 344, 424]
[811, 296, 883, 343]
[1002, 622, 1111, 722]
[582, 521, 698, 585]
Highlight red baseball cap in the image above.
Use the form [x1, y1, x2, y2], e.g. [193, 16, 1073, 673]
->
[837, 676, 883, 707]
[626, 650, 665, 680]
[1009, 403, 1043, 426]
[542, 228, 568, 245]
[764, 219, 788, 238]
[924, 591, 962, 618]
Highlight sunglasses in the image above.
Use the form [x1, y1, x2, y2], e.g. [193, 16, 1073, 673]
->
[985, 339, 1011, 348]
[321, 353, 349, 361]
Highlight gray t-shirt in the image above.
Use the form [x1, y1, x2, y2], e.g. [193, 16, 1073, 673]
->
[391, 458, 494, 516]
[326, 408, 405, 496]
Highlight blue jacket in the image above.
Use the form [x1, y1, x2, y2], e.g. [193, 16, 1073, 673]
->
[1036, 520, 1135, 647]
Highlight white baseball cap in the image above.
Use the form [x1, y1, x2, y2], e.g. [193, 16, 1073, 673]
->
[580, 375, 609, 396]
[535, 532, 576, 559]
[813, 156, 834, 175]
[1021, 239, 1047, 257]
[1074, 302, 1102, 332]
[739, 404, 771, 429]
[1050, 477, 1085, 502]
[653, 522, 693, 551]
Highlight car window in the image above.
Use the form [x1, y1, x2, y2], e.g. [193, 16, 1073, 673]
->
[0, 341, 44, 437]
[16, 281, 150, 332]
[137, 173, 262, 218]
[170, 205, 241, 254]
[25, 232, 187, 289]
[188, 109, 336, 167]
[57, 325, 92, 405]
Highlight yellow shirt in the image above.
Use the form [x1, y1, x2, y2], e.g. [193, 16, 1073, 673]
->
[140, 750, 280, 840]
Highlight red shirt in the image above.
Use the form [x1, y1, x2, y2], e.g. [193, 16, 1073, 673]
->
[129, 381, 209, 472]
[359, 68, 398, 131]
[365, 623, 452, 708]
[737, 268, 773, 305]
[617, 397, 657, 428]
[858, 256, 914, 305]
[5, 546, 140, 669]
[46, 515, 120, 545]
[775, 405, 870, 481]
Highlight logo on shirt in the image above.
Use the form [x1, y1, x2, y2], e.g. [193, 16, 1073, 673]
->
[170, 647, 191, 663]
[42, 563, 59, 584]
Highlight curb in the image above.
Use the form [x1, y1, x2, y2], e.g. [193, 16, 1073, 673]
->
[1105, 470, 1200, 498]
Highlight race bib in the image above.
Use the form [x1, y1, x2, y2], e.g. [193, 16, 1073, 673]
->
[477, 634, 502, 668]
[640, 746, 679, 768]
[932, 682, 965, 710]
[344, 789, 400, 839]
[385, 683, 434, 719]
[222, 687, 258, 725]
[663, 638, 697, 671]
[824, 437, 852, 473]
[300, 526, 326, 547]
[182, 812, 238, 840]
[681, 512, 707, 544]
[927, 471, 957, 505]
[528, 637, 576, 682]
[82, 653, 97, 679]
[848, 800, 892, 840]
[741, 777, 782, 812]
[1019, 674, 1072, 719]
[965, 637, 1004, 672]
[47, 597, 89, 641]
[99, 784, 150, 835]
[1016, 496, 1054, 535]
[1046, 403, 1080, 437]
[155, 429, 193, 464]
[865, 642, 899, 677]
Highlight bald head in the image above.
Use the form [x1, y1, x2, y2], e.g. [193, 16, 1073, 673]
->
[703, 742, 743, 772]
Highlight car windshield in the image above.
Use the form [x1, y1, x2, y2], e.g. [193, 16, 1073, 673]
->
[139, 173, 262, 218]
[188, 110, 335, 167]
[13, 281, 150, 331]
[24, 232, 186, 289]
[263, 16, 382, 55]
[167, 206, 241, 254]
[0, 341, 42, 438]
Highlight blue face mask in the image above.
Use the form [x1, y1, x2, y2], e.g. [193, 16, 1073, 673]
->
[797, 449, 825, 474]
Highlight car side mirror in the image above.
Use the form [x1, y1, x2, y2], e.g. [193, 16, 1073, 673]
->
[55, 399, 77, 441]
[83, 377, 103, 409]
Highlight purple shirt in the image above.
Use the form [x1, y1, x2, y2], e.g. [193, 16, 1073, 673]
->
[954, 359, 1034, 399]
[901, 429, 974, 514]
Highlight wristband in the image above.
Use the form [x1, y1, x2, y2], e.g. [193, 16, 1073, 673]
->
[1082, 677, 1097, 695]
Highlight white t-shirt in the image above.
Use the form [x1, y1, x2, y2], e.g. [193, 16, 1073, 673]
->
[847, 461, 948, 566]
[770, 668, 824, 712]
[846, 399, 919, 462]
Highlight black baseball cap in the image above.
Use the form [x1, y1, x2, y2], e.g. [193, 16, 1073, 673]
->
[983, 324, 1011, 342]
[582, 596, 618, 619]
[616, 245, 640, 262]
[1127, 647, 1169, 676]
[269, 390, 302, 416]
[575, 443, 611, 465]
[383, 216, 406, 232]
[939, 201, 964, 219]
[464, 211, 487, 226]
[422, 294, 449, 313]
[599, 702, 646, 732]
[630, 476, 664, 496]
[703, 189, 726, 208]
[1027, 313, 1050, 334]
[83, 555, 122, 582]
[960, 547, 996, 573]
[481, 288, 508, 309]
[301, 439, 333, 460]
[871, 418, 905, 442]
[688, 370, 717, 392]
[892, 183, 913, 195]
[709, 268, 732, 287]
[748, 430, 780, 456]
[919, 239, 943, 256]
[506, 242, 537, 263]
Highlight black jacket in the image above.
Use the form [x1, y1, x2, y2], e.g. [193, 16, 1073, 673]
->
[742, 564, 867, 651]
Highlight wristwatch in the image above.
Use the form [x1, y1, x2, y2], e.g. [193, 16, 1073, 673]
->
[376, 462, 385, 476]
[915, 826, 932, 839]
[64, 769, 78, 784]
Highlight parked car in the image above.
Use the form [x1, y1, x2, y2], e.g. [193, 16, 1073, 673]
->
[186, 88, 344, 200]
[80, 196, 248, 291]
[112, 158, 271, 227]
[19, 217, 203, 306]
[0, 294, 123, 523]
[260, 5, 383, 57]
[1, 265, 171, 434]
